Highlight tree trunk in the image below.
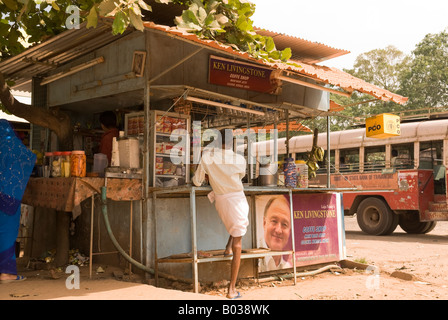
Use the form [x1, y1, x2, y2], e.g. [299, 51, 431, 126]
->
[0, 72, 73, 150]
[54, 211, 71, 267]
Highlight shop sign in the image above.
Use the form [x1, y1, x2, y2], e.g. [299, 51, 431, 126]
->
[208, 55, 281, 94]
[255, 193, 344, 273]
[366, 113, 401, 139]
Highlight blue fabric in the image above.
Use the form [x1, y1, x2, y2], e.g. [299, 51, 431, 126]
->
[0, 119, 36, 275]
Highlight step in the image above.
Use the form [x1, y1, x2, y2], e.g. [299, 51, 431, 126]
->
[434, 194, 447, 203]
[429, 201, 448, 211]
[422, 210, 448, 221]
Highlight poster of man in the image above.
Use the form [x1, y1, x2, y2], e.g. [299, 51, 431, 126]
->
[256, 193, 345, 273]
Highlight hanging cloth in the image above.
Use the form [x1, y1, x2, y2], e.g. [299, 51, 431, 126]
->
[0, 119, 36, 275]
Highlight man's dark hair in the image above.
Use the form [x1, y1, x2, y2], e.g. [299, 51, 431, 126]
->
[99, 111, 117, 129]
[220, 128, 233, 149]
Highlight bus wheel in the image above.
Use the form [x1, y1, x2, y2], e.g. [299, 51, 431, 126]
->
[356, 198, 396, 236]
[399, 212, 437, 234]
[384, 212, 399, 235]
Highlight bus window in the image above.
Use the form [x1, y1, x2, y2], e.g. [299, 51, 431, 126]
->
[419, 141, 443, 169]
[339, 148, 359, 172]
[295, 152, 308, 161]
[391, 143, 414, 169]
[420, 140, 445, 194]
[365, 146, 385, 172]
[316, 150, 335, 174]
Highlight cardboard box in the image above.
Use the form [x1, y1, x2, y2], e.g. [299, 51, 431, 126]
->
[366, 113, 401, 139]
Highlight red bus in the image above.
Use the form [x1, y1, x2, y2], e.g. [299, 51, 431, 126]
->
[254, 118, 448, 235]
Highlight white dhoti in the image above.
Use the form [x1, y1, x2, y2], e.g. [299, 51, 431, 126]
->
[212, 191, 249, 237]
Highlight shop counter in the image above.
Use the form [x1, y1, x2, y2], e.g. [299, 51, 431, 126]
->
[22, 177, 142, 273]
[150, 185, 352, 293]
[23, 177, 142, 218]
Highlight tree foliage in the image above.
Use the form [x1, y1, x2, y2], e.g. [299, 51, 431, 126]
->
[400, 30, 448, 109]
[0, 0, 291, 149]
[0, 0, 290, 62]
[328, 46, 411, 130]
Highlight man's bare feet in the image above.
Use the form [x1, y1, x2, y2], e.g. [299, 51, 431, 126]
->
[226, 288, 242, 299]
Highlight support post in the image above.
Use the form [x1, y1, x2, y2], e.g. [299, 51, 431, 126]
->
[190, 187, 199, 293]
[289, 190, 297, 285]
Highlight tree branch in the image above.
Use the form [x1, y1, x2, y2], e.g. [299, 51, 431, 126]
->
[0, 72, 73, 150]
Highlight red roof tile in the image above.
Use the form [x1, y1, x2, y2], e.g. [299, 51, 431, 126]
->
[144, 22, 408, 105]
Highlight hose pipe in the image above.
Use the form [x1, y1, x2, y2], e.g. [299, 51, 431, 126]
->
[100, 186, 192, 284]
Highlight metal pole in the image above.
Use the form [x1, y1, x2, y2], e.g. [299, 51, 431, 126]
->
[190, 187, 199, 293]
[286, 111, 290, 158]
[139, 200, 143, 272]
[89, 195, 94, 279]
[152, 192, 158, 286]
[288, 190, 297, 284]
[327, 115, 331, 188]
[129, 201, 133, 274]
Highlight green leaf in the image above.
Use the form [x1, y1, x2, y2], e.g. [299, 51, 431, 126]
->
[204, 13, 215, 26]
[112, 11, 128, 35]
[129, 9, 144, 31]
[51, 1, 59, 11]
[265, 37, 275, 52]
[3, 0, 18, 10]
[86, 6, 98, 29]
[281, 47, 292, 61]
[0, 22, 9, 37]
[197, 6, 207, 24]
[98, 0, 117, 16]
[236, 16, 249, 31]
[183, 9, 199, 25]
[138, 0, 152, 11]
[268, 50, 280, 61]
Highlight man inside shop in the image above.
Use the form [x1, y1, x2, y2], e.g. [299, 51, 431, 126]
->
[99, 111, 119, 164]
[192, 128, 249, 299]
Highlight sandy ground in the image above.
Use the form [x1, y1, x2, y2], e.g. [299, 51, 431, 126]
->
[1, 216, 448, 301]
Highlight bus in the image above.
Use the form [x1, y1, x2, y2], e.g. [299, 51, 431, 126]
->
[253, 118, 448, 236]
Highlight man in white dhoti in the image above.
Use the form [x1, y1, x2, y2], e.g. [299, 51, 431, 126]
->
[192, 129, 248, 299]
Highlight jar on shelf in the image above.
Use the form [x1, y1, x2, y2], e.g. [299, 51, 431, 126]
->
[51, 151, 62, 177]
[61, 151, 72, 177]
[71, 150, 86, 177]
[283, 157, 297, 187]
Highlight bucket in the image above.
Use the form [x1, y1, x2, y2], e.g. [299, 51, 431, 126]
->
[93, 153, 108, 177]
[118, 138, 140, 168]
[258, 163, 278, 186]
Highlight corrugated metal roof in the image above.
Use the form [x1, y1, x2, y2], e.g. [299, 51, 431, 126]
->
[0, 21, 132, 92]
[254, 28, 350, 64]
[0, 19, 407, 105]
[144, 22, 407, 105]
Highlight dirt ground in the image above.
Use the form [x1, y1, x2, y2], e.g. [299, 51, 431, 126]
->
[1, 215, 448, 301]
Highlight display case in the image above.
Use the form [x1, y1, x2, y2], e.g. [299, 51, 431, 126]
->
[150, 110, 190, 188]
[125, 111, 145, 136]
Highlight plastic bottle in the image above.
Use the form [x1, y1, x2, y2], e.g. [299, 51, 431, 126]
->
[283, 157, 297, 187]
[71, 150, 86, 177]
